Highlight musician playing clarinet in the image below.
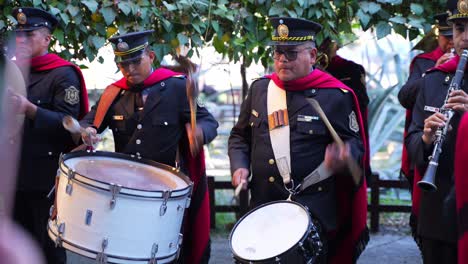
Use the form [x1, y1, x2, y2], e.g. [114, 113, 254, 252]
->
[405, 0, 468, 263]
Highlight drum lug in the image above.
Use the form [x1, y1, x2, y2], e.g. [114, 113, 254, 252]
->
[160, 190, 171, 216]
[96, 238, 108, 264]
[175, 233, 183, 260]
[109, 184, 122, 209]
[275, 256, 281, 263]
[55, 222, 65, 247]
[185, 197, 191, 208]
[85, 209, 93, 226]
[148, 243, 158, 264]
[66, 169, 76, 195]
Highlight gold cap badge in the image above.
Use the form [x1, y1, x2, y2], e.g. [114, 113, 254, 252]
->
[458, 0, 468, 14]
[17, 9, 27, 25]
[117, 39, 129, 52]
[277, 19, 289, 38]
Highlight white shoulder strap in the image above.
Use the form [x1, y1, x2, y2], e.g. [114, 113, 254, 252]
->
[267, 80, 291, 184]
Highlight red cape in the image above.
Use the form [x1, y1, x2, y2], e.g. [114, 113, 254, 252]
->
[112, 68, 209, 263]
[28, 53, 89, 119]
[456, 114, 468, 264]
[266, 70, 369, 263]
[410, 47, 444, 72]
[112, 68, 183, 89]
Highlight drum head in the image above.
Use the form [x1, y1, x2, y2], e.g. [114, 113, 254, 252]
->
[230, 201, 310, 261]
[64, 154, 188, 191]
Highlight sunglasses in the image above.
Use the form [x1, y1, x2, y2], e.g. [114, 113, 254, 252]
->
[117, 56, 144, 68]
[273, 47, 312, 61]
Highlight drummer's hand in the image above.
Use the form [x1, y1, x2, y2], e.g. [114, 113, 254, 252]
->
[232, 168, 249, 190]
[435, 52, 454, 67]
[185, 123, 204, 157]
[422, 112, 447, 145]
[81, 127, 100, 147]
[324, 142, 350, 173]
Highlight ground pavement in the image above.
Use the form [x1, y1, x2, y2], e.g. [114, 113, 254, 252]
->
[67, 232, 421, 263]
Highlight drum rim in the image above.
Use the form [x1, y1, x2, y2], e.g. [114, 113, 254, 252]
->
[47, 220, 179, 261]
[229, 200, 313, 262]
[60, 151, 192, 194]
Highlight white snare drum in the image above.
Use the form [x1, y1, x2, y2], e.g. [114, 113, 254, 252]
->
[230, 200, 323, 263]
[48, 151, 192, 264]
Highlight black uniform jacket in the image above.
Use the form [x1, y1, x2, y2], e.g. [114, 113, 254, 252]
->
[17, 66, 82, 191]
[406, 70, 464, 243]
[81, 76, 218, 168]
[228, 77, 364, 231]
[399, 57, 437, 109]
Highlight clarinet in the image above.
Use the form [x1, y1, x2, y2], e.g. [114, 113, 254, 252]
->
[417, 49, 468, 192]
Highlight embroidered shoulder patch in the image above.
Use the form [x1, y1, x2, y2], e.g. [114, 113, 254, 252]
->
[349, 111, 359, 133]
[64, 86, 80, 105]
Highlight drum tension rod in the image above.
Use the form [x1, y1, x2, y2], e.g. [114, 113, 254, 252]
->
[66, 169, 76, 195]
[96, 238, 108, 264]
[148, 243, 158, 264]
[160, 190, 172, 216]
[109, 184, 122, 210]
[54, 223, 65, 248]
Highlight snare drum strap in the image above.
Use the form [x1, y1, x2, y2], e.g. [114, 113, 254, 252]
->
[267, 80, 291, 184]
[298, 161, 332, 192]
[93, 85, 121, 128]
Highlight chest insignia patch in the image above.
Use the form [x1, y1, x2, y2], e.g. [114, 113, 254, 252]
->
[64, 86, 80, 105]
[424, 105, 440, 113]
[349, 111, 359, 133]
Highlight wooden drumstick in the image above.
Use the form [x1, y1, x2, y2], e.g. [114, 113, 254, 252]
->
[62, 115, 95, 150]
[306, 98, 362, 186]
[234, 180, 246, 197]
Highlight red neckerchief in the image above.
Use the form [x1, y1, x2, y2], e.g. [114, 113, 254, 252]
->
[456, 113, 468, 263]
[410, 47, 445, 72]
[266, 70, 369, 263]
[430, 54, 459, 73]
[17, 53, 89, 119]
[112, 68, 182, 90]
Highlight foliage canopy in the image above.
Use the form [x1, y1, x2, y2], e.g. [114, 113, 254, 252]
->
[0, 0, 447, 67]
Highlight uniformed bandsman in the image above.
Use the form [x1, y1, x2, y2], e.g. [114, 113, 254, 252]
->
[228, 17, 368, 263]
[79, 30, 218, 264]
[9, 7, 89, 264]
[405, 0, 468, 262]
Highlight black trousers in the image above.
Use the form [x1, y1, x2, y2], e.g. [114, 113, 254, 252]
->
[420, 237, 457, 264]
[13, 191, 66, 264]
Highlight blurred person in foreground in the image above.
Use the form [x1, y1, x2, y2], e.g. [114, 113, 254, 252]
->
[228, 17, 368, 263]
[9, 7, 88, 264]
[405, 0, 468, 262]
[0, 29, 45, 264]
[79, 30, 218, 264]
[398, 10, 454, 248]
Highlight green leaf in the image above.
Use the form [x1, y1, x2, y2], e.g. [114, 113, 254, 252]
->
[67, 5, 80, 17]
[54, 28, 64, 43]
[213, 35, 225, 53]
[368, 2, 381, 14]
[82, 0, 99, 13]
[161, 18, 173, 32]
[163, 1, 177, 11]
[49, 7, 60, 16]
[118, 2, 132, 16]
[357, 9, 371, 28]
[59, 12, 70, 26]
[268, 4, 284, 16]
[211, 21, 220, 33]
[101, 7, 116, 26]
[389, 16, 406, 24]
[90, 35, 106, 48]
[410, 3, 424, 15]
[33, 0, 42, 6]
[177, 33, 189, 46]
[376, 21, 391, 39]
